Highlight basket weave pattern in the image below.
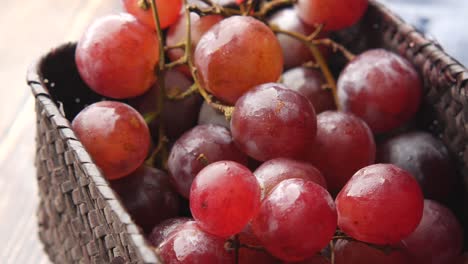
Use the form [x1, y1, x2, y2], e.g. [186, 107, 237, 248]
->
[27, 1, 468, 263]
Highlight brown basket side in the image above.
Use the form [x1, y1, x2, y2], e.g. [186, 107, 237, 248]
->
[365, 0, 468, 190]
[27, 49, 159, 263]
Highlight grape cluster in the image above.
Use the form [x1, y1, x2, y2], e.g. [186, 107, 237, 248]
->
[69, 0, 464, 263]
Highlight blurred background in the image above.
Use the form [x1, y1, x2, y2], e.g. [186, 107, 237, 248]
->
[0, 0, 466, 263]
[380, 0, 468, 65]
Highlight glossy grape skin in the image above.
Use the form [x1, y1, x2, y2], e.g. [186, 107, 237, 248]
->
[122, 0, 182, 29]
[282, 67, 336, 113]
[268, 8, 328, 69]
[336, 164, 424, 245]
[334, 239, 410, 264]
[402, 200, 463, 264]
[198, 101, 230, 129]
[194, 16, 283, 104]
[190, 161, 261, 237]
[377, 131, 457, 203]
[167, 13, 223, 77]
[147, 218, 191, 247]
[76, 14, 159, 99]
[110, 166, 180, 233]
[254, 158, 327, 197]
[231, 83, 317, 161]
[337, 49, 422, 133]
[307, 111, 375, 194]
[157, 221, 235, 263]
[131, 69, 203, 141]
[252, 179, 337, 262]
[296, 0, 368, 31]
[72, 101, 150, 180]
[167, 124, 248, 198]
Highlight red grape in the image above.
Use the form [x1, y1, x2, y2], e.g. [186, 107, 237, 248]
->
[377, 131, 457, 203]
[334, 239, 410, 264]
[166, 12, 223, 77]
[157, 221, 235, 263]
[72, 101, 150, 180]
[194, 16, 283, 104]
[402, 200, 463, 264]
[231, 83, 317, 161]
[336, 164, 424, 245]
[254, 158, 327, 197]
[337, 49, 422, 133]
[252, 179, 337, 262]
[268, 8, 329, 69]
[167, 124, 248, 198]
[288, 255, 331, 264]
[307, 111, 375, 194]
[296, 0, 368, 31]
[76, 14, 159, 99]
[147, 217, 190, 247]
[110, 166, 180, 233]
[190, 161, 261, 237]
[282, 67, 336, 113]
[122, 0, 182, 29]
[131, 69, 203, 141]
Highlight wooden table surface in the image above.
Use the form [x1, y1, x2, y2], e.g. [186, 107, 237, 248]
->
[0, 1, 119, 262]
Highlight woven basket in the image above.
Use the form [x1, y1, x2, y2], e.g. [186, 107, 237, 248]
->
[27, 1, 468, 263]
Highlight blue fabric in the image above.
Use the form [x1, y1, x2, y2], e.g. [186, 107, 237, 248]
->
[379, 0, 468, 66]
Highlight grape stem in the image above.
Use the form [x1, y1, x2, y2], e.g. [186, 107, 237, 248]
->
[183, 0, 235, 119]
[137, 0, 150, 10]
[270, 24, 345, 110]
[330, 240, 335, 264]
[146, 0, 169, 163]
[255, 0, 297, 19]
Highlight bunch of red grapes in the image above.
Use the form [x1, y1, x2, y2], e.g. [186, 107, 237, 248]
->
[69, 0, 464, 263]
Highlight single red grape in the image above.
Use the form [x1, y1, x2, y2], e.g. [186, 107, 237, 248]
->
[377, 131, 457, 203]
[402, 200, 463, 264]
[110, 166, 180, 233]
[122, 0, 183, 29]
[167, 124, 248, 198]
[76, 14, 159, 99]
[231, 83, 317, 161]
[254, 158, 327, 197]
[147, 217, 191, 247]
[337, 49, 422, 133]
[72, 101, 150, 180]
[157, 221, 235, 263]
[190, 161, 261, 238]
[336, 164, 424, 245]
[307, 111, 375, 194]
[296, 0, 368, 31]
[334, 239, 410, 264]
[194, 16, 283, 104]
[252, 179, 337, 262]
[282, 67, 336, 113]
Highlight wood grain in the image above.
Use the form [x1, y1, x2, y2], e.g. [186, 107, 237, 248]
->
[0, 1, 120, 262]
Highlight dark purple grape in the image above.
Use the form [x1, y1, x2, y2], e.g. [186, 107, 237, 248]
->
[377, 131, 457, 203]
[282, 67, 336, 113]
[131, 69, 203, 141]
[231, 83, 317, 161]
[110, 166, 180, 233]
[198, 101, 230, 129]
[167, 124, 248, 198]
